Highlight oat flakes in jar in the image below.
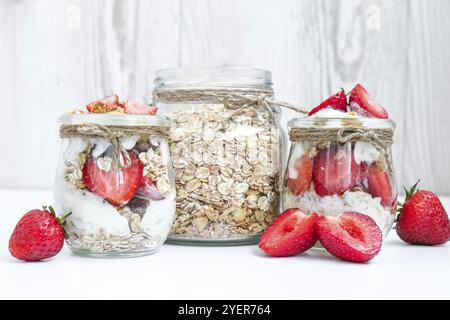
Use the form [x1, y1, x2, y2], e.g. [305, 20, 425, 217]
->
[153, 67, 290, 245]
[283, 115, 397, 238]
[54, 100, 176, 257]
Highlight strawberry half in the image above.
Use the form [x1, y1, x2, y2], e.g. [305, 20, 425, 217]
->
[123, 100, 158, 115]
[316, 212, 382, 263]
[312, 144, 364, 196]
[259, 209, 319, 257]
[9, 206, 70, 262]
[86, 94, 120, 113]
[396, 182, 450, 245]
[349, 84, 388, 119]
[82, 151, 144, 206]
[137, 176, 165, 200]
[367, 162, 395, 207]
[285, 154, 313, 196]
[308, 89, 347, 116]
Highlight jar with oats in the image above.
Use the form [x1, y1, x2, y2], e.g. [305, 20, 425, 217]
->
[153, 67, 287, 245]
[54, 108, 176, 257]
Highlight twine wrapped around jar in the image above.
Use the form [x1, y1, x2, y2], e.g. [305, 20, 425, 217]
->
[60, 123, 170, 168]
[153, 87, 309, 121]
[289, 125, 395, 172]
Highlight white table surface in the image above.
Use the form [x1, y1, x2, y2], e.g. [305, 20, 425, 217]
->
[0, 189, 449, 300]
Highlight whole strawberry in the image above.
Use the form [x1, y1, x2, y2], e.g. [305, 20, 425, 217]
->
[9, 206, 70, 261]
[396, 181, 450, 245]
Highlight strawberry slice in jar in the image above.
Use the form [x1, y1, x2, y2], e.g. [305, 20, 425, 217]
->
[366, 158, 396, 208]
[312, 143, 364, 197]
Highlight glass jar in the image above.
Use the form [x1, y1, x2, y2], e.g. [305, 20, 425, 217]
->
[282, 117, 397, 238]
[54, 113, 176, 257]
[153, 67, 284, 245]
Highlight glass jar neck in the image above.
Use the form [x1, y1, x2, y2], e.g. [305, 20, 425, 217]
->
[153, 67, 273, 91]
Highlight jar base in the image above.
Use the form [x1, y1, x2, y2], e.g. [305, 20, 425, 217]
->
[166, 234, 260, 246]
[68, 246, 161, 259]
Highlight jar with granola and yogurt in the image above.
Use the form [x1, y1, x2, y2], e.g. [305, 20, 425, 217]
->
[54, 112, 175, 257]
[153, 67, 287, 245]
[283, 113, 397, 238]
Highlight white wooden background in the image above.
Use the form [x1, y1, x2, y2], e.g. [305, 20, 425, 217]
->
[1, 0, 449, 194]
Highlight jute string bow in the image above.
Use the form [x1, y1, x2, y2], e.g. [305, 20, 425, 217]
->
[153, 87, 309, 121]
[60, 123, 170, 168]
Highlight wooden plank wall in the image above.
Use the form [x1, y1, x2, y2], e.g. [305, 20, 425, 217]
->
[1, 0, 449, 194]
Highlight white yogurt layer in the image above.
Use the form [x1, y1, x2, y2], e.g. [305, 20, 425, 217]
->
[63, 137, 88, 163]
[54, 179, 130, 237]
[120, 135, 139, 150]
[283, 190, 394, 237]
[287, 142, 310, 179]
[353, 141, 380, 165]
[54, 176, 176, 240]
[91, 138, 112, 158]
[140, 191, 176, 239]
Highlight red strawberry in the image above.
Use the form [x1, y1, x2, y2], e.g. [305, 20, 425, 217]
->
[9, 206, 70, 262]
[312, 144, 364, 196]
[285, 154, 313, 196]
[367, 161, 396, 207]
[316, 212, 382, 263]
[123, 100, 158, 115]
[396, 182, 450, 245]
[308, 89, 347, 116]
[259, 209, 319, 257]
[83, 151, 144, 206]
[137, 176, 165, 200]
[86, 94, 120, 113]
[349, 84, 388, 119]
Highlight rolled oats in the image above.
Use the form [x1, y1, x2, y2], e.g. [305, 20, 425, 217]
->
[168, 104, 281, 240]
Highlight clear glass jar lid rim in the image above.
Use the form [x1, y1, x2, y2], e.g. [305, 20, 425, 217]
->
[288, 117, 396, 129]
[59, 113, 171, 127]
[153, 67, 272, 88]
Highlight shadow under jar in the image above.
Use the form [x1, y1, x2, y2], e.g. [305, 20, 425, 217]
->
[153, 67, 285, 245]
[54, 113, 176, 258]
[283, 117, 397, 239]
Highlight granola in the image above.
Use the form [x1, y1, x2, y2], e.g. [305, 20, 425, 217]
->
[168, 104, 280, 239]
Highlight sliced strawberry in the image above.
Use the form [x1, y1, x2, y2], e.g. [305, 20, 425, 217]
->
[367, 163, 395, 207]
[349, 84, 388, 119]
[82, 151, 143, 206]
[308, 89, 347, 116]
[316, 212, 382, 263]
[285, 155, 313, 196]
[259, 209, 319, 257]
[312, 144, 364, 196]
[123, 100, 158, 115]
[137, 176, 165, 200]
[86, 94, 120, 113]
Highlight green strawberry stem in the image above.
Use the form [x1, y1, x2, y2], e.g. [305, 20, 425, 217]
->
[42, 205, 71, 225]
[396, 179, 420, 220]
[403, 179, 420, 202]
[57, 211, 72, 225]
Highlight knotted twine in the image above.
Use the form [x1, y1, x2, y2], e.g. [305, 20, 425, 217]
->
[153, 87, 309, 122]
[60, 123, 170, 168]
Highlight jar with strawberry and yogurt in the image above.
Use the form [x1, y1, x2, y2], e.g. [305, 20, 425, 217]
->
[54, 95, 176, 257]
[282, 85, 397, 239]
